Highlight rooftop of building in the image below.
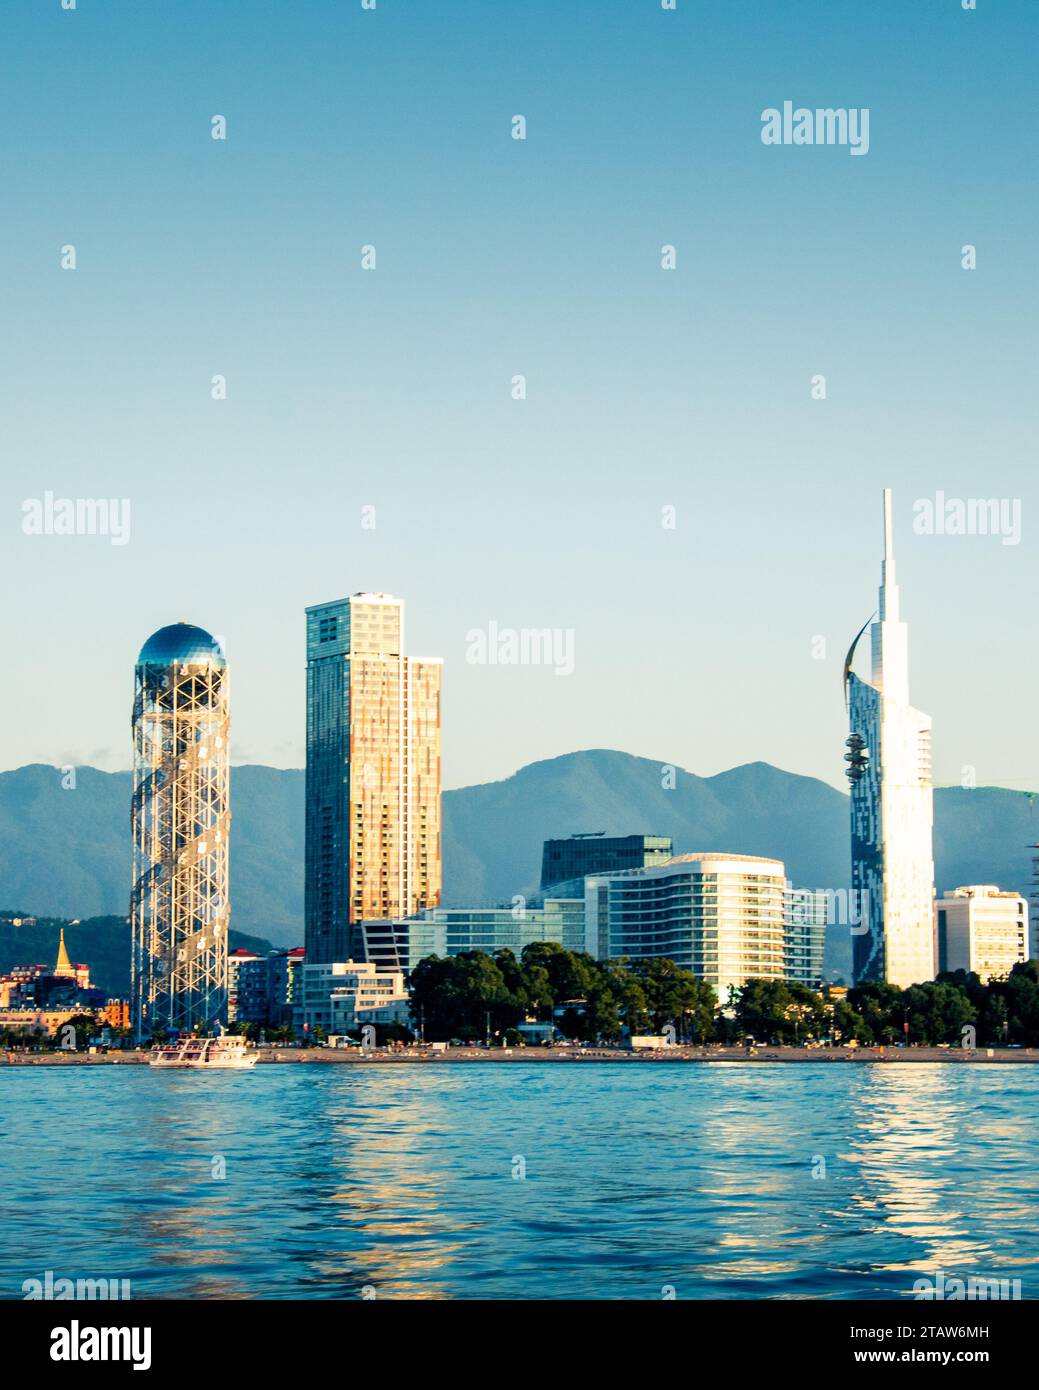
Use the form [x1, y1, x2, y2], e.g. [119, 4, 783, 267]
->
[2, 959, 89, 978]
[303, 958, 400, 972]
[544, 832, 671, 843]
[665, 852, 784, 866]
[585, 852, 787, 882]
[305, 592, 402, 613]
[943, 885, 1023, 900]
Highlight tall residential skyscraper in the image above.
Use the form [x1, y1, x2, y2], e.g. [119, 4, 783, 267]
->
[305, 593, 442, 963]
[131, 622, 231, 1036]
[844, 490, 935, 988]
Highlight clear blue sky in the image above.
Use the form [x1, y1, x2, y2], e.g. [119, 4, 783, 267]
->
[3, 0, 1036, 792]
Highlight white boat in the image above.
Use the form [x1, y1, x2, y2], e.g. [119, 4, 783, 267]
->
[149, 1034, 258, 1069]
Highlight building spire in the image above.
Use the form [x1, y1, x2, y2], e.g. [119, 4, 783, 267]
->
[880, 486, 899, 622]
[54, 926, 75, 979]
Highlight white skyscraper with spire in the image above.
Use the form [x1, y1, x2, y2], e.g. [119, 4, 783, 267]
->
[844, 489, 935, 988]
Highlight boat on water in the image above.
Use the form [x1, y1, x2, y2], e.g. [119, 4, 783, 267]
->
[149, 1034, 258, 1069]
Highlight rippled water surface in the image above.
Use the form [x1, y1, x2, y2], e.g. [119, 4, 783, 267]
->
[2, 1063, 1036, 1299]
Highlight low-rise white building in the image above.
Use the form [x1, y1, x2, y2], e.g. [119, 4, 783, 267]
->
[334, 993, 411, 1033]
[935, 885, 1029, 982]
[297, 961, 408, 1035]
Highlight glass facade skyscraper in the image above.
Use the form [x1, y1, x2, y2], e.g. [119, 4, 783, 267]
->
[540, 833, 673, 891]
[845, 490, 935, 989]
[305, 593, 441, 963]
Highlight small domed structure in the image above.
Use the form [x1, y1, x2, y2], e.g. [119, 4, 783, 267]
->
[137, 622, 225, 667]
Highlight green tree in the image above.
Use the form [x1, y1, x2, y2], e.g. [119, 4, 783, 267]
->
[513, 946, 553, 1019]
[58, 1012, 103, 1049]
[980, 991, 1009, 1046]
[936, 968, 986, 1012]
[847, 981, 904, 1044]
[493, 949, 531, 1017]
[581, 986, 623, 1043]
[514, 944, 605, 1037]
[558, 953, 600, 1002]
[735, 979, 825, 1043]
[830, 1000, 870, 1045]
[1003, 964, 1039, 1045]
[625, 957, 716, 1039]
[902, 982, 976, 1044]
[1012, 959, 1039, 986]
[409, 952, 525, 1042]
[603, 964, 651, 1036]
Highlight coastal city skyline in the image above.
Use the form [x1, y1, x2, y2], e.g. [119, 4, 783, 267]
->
[4, 479, 1032, 1039]
[1, 478, 1031, 1047]
[4, 0, 1037, 1344]
[103, 488, 1026, 1034]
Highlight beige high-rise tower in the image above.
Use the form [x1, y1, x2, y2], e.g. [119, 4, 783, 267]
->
[305, 593, 441, 963]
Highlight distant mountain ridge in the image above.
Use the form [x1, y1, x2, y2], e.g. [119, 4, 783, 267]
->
[0, 752, 1034, 980]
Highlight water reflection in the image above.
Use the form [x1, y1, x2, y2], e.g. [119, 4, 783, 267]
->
[845, 1061, 1034, 1289]
[1, 1064, 1037, 1299]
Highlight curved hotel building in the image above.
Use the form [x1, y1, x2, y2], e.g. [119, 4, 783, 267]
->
[584, 853, 791, 1004]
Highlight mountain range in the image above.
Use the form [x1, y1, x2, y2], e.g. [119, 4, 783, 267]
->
[1, 751, 1035, 980]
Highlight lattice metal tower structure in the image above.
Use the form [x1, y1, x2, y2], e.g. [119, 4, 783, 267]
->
[131, 622, 231, 1038]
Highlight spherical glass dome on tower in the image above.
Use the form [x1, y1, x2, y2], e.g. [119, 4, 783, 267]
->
[137, 622, 226, 667]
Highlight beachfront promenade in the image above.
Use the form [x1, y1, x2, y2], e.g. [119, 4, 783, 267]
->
[4, 1045, 1038, 1066]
